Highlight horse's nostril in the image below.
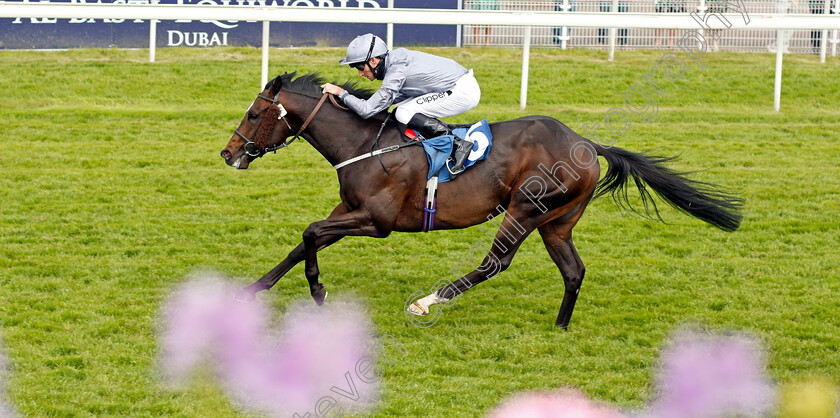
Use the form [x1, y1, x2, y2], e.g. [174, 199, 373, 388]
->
[221, 149, 232, 161]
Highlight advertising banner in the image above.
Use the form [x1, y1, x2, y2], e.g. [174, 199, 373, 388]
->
[0, 0, 458, 49]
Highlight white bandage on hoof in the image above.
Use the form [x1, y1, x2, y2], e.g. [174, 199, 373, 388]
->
[409, 301, 428, 316]
[408, 292, 454, 316]
[419, 294, 439, 307]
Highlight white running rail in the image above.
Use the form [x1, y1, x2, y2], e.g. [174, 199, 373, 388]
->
[2, 2, 839, 111]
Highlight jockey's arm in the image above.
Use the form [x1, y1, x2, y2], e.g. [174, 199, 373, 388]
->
[322, 83, 399, 120]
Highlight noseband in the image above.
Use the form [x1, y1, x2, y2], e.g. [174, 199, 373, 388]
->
[234, 92, 348, 158]
[234, 91, 294, 157]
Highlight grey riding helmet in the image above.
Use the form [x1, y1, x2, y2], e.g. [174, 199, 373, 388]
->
[339, 33, 389, 66]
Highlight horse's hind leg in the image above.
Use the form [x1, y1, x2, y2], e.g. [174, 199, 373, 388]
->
[409, 210, 535, 315]
[538, 219, 585, 330]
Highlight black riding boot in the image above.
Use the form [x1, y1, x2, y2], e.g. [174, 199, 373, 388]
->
[448, 137, 474, 175]
[407, 113, 451, 139]
[408, 114, 475, 175]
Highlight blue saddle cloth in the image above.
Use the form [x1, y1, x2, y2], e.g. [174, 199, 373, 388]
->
[421, 120, 493, 183]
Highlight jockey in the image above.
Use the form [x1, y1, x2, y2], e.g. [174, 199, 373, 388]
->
[321, 33, 481, 175]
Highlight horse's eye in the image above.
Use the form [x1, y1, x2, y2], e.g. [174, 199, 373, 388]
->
[248, 113, 259, 121]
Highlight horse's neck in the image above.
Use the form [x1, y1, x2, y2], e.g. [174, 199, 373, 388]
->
[297, 104, 384, 167]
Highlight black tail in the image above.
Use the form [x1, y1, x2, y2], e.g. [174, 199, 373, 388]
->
[593, 144, 743, 232]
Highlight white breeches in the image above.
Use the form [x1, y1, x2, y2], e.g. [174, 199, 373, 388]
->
[394, 70, 481, 125]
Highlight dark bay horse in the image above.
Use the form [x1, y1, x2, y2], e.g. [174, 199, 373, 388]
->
[220, 72, 742, 329]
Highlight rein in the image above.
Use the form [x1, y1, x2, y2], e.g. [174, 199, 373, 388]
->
[237, 89, 417, 172]
[235, 92, 348, 157]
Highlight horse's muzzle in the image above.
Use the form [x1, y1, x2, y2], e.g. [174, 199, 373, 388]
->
[221, 148, 250, 169]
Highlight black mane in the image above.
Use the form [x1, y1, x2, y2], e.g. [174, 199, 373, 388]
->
[266, 72, 375, 101]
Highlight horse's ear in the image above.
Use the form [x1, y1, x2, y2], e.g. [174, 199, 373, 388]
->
[268, 76, 282, 95]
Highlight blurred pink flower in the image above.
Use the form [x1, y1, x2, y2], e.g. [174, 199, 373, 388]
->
[0, 335, 15, 418]
[159, 276, 379, 416]
[647, 330, 776, 418]
[490, 390, 626, 418]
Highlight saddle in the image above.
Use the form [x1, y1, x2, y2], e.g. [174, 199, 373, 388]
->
[400, 120, 493, 182]
[415, 120, 494, 232]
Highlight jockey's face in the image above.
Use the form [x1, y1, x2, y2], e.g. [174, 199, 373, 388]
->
[356, 57, 380, 81]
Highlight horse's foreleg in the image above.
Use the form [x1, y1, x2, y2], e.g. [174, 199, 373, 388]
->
[236, 236, 344, 301]
[237, 242, 305, 301]
[236, 204, 349, 302]
[302, 209, 384, 305]
[537, 219, 585, 330]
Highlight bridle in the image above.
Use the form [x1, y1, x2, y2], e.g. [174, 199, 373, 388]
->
[234, 91, 349, 158]
[232, 87, 415, 174]
[234, 91, 292, 157]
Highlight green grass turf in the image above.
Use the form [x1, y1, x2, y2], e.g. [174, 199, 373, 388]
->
[0, 46, 838, 416]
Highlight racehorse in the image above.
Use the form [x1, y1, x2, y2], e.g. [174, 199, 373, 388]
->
[220, 72, 742, 329]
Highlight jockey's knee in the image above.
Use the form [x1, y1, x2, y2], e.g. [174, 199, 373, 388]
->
[394, 107, 415, 125]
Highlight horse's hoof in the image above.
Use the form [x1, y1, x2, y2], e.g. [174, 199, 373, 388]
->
[408, 301, 428, 316]
[234, 288, 256, 303]
[312, 288, 327, 306]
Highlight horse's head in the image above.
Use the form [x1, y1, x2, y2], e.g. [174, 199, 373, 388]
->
[221, 76, 296, 170]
